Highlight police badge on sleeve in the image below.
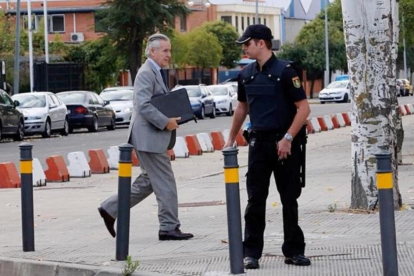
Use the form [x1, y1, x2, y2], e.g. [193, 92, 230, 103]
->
[292, 77, 301, 88]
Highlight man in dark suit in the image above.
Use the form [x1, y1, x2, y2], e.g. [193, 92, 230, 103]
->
[98, 33, 193, 241]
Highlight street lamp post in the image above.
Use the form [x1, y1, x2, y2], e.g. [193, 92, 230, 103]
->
[324, 0, 330, 87]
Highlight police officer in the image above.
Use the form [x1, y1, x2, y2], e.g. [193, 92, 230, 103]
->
[224, 24, 311, 269]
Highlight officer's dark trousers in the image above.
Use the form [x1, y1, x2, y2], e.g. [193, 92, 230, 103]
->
[244, 136, 305, 259]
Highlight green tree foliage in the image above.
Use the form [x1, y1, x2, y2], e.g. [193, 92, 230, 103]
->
[99, 0, 189, 80]
[184, 28, 222, 68]
[0, 11, 14, 54]
[171, 28, 222, 68]
[65, 37, 122, 92]
[201, 21, 241, 68]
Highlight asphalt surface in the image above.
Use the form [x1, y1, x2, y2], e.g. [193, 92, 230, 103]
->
[1, 103, 414, 275]
[1, 96, 413, 168]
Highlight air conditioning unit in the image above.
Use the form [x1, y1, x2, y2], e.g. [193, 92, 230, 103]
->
[70, 32, 84, 43]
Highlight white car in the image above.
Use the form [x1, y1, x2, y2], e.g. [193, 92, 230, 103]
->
[12, 92, 69, 137]
[208, 85, 238, 116]
[319, 81, 350, 104]
[102, 86, 134, 93]
[100, 89, 133, 125]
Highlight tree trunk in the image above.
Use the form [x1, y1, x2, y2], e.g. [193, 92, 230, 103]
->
[341, 0, 402, 210]
[128, 37, 143, 83]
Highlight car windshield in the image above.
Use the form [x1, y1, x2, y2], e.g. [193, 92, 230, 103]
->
[186, 87, 202, 97]
[12, 94, 46, 108]
[100, 90, 133, 101]
[57, 93, 86, 104]
[209, 86, 228, 96]
[327, 82, 348, 89]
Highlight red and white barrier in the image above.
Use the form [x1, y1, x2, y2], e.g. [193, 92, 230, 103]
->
[196, 133, 214, 152]
[33, 158, 46, 187]
[173, 137, 189, 158]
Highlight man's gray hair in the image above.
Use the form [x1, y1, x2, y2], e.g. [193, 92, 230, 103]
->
[145, 33, 170, 58]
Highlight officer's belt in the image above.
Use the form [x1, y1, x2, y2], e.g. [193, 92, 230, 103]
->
[250, 130, 284, 141]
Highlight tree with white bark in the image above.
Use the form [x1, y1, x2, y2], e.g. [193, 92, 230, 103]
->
[341, 0, 402, 210]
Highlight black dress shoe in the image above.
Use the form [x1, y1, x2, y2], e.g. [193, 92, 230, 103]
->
[244, 257, 259, 269]
[284, 254, 311, 266]
[158, 228, 194, 241]
[98, 207, 116, 238]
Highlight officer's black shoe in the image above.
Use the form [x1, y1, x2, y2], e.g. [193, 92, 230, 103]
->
[244, 257, 259, 269]
[284, 254, 311, 266]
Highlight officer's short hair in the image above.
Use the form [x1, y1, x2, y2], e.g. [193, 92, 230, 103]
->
[251, 39, 272, 50]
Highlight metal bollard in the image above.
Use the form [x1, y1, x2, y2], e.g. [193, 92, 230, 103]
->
[19, 143, 35, 252]
[116, 143, 134, 261]
[222, 147, 244, 274]
[375, 152, 399, 276]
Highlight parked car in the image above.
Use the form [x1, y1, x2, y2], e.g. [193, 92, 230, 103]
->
[100, 89, 133, 125]
[12, 92, 69, 138]
[173, 85, 216, 119]
[101, 86, 134, 93]
[208, 85, 237, 116]
[397, 79, 412, 96]
[319, 80, 350, 104]
[56, 91, 116, 132]
[0, 89, 25, 141]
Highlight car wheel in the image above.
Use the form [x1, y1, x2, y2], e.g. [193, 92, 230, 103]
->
[197, 106, 205, 119]
[88, 116, 98, 132]
[60, 118, 69, 136]
[343, 93, 349, 103]
[107, 117, 116, 130]
[209, 105, 216, 119]
[13, 119, 24, 141]
[320, 101, 325, 104]
[42, 119, 51, 138]
[226, 104, 233, 116]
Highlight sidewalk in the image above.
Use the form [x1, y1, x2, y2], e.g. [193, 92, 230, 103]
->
[1, 116, 414, 276]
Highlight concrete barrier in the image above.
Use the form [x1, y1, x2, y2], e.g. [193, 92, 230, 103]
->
[342, 112, 351, 126]
[235, 130, 248, 146]
[67, 152, 91, 178]
[317, 117, 328, 131]
[406, 104, 414, 114]
[399, 105, 407, 116]
[88, 149, 110, 174]
[196, 133, 214, 152]
[132, 150, 140, 166]
[173, 137, 189, 158]
[32, 158, 46, 187]
[167, 149, 176, 161]
[211, 131, 225, 150]
[334, 113, 346, 127]
[0, 162, 20, 188]
[107, 146, 119, 169]
[309, 117, 322, 133]
[185, 135, 203, 155]
[44, 155, 70, 182]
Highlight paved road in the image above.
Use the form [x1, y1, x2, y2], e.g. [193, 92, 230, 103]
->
[1, 96, 413, 167]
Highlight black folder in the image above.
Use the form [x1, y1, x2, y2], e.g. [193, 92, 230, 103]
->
[150, 88, 195, 125]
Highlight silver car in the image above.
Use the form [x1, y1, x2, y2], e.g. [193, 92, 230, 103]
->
[12, 92, 69, 138]
[100, 89, 133, 125]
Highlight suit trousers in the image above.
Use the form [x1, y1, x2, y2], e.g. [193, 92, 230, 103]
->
[101, 150, 180, 231]
[243, 137, 305, 259]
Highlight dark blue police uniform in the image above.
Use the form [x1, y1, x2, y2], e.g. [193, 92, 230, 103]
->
[238, 54, 307, 259]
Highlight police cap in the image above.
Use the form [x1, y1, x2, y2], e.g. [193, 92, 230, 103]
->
[235, 24, 274, 44]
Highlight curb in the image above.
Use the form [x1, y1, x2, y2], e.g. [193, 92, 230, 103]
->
[0, 257, 169, 276]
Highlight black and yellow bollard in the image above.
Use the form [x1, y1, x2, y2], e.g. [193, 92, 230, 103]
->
[375, 152, 399, 276]
[222, 147, 244, 274]
[19, 143, 35, 252]
[116, 143, 134, 261]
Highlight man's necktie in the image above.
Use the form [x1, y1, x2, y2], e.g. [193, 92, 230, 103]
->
[160, 69, 167, 87]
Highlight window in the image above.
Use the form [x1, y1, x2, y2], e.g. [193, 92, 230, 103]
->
[0, 91, 6, 104]
[242, 17, 245, 30]
[253, 17, 255, 24]
[221, 16, 232, 25]
[179, 13, 187, 32]
[50, 14, 65, 33]
[264, 18, 267, 26]
[51, 95, 62, 105]
[95, 94, 104, 105]
[235, 16, 238, 31]
[1, 92, 14, 106]
[258, 18, 261, 24]
[88, 93, 98, 104]
[94, 12, 107, 33]
[247, 17, 250, 26]
[48, 95, 57, 107]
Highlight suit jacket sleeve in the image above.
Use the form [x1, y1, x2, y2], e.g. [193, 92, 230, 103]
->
[135, 68, 169, 130]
